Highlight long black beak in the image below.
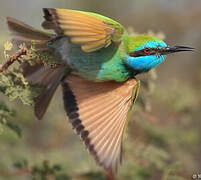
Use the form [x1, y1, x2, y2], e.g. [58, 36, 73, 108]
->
[161, 46, 194, 55]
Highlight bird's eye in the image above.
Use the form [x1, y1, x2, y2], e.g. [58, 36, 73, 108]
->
[144, 48, 151, 54]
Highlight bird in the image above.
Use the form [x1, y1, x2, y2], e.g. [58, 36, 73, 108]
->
[6, 8, 194, 173]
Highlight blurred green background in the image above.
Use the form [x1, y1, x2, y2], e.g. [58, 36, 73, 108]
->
[0, 0, 201, 180]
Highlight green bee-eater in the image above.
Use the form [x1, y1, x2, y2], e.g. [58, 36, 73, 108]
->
[7, 8, 193, 172]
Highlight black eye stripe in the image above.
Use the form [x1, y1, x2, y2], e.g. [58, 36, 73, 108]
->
[129, 48, 159, 57]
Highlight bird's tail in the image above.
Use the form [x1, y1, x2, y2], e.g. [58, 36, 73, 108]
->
[7, 17, 66, 119]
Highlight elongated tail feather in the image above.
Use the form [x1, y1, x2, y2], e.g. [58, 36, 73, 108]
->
[7, 17, 51, 51]
[7, 17, 66, 119]
[22, 63, 66, 119]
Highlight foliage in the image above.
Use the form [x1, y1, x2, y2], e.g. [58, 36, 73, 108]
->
[0, 68, 41, 105]
[0, 101, 21, 137]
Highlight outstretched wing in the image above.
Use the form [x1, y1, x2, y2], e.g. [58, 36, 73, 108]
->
[61, 75, 140, 172]
[42, 8, 124, 52]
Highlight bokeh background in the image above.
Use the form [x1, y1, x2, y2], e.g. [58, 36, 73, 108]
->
[0, 0, 201, 179]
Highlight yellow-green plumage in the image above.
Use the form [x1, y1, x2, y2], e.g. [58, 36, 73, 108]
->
[40, 8, 167, 82]
[6, 8, 193, 173]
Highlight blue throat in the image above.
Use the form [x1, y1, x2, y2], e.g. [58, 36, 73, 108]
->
[125, 55, 166, 72]
[125, 40, 167, 72]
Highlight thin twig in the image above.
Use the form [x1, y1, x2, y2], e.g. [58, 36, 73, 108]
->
[0, 47, 27, 73]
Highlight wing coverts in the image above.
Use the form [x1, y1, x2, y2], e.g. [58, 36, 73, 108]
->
[42, 8, 124, 52]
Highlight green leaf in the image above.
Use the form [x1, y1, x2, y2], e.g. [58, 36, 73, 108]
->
[0, 101, 22, 137]
[0, 68, 41, 105]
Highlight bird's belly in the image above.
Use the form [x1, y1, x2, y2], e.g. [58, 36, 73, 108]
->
[72, 65, 130, 82]
[49, 37, 130, 82]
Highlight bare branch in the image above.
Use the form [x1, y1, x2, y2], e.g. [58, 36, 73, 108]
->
[0, 47, 27, 73]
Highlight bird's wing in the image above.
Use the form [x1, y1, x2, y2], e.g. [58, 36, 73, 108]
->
[61, 75, 140, 172]
[42, 8, 124, 52]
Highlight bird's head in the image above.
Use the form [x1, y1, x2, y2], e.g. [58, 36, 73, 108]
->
[123, 34, 194, 73]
